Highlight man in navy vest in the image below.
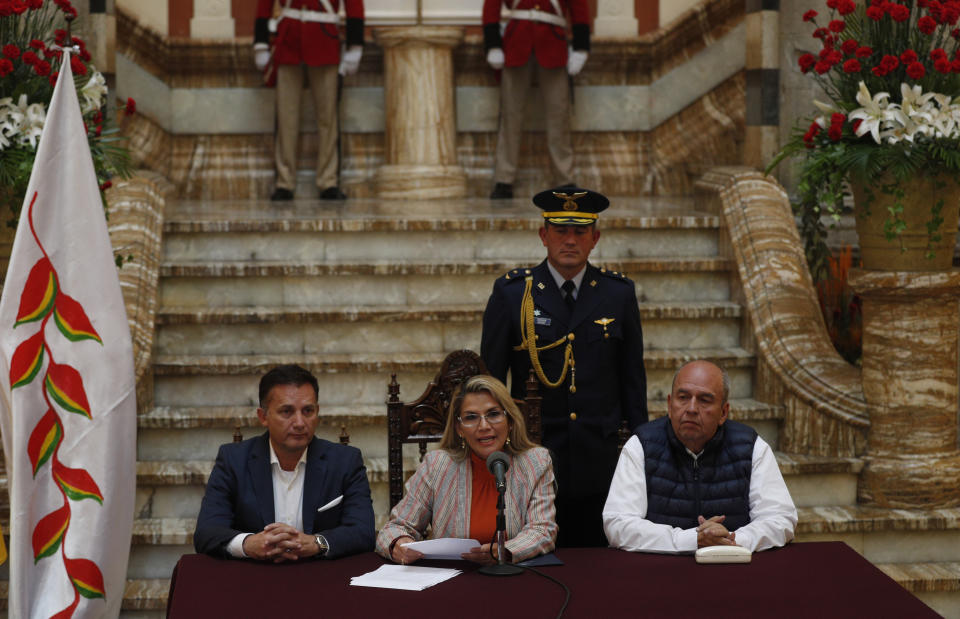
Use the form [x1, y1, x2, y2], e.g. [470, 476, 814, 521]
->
[602, 360, 796, 552]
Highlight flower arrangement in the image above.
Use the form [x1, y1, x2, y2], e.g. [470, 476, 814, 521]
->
[767, 0, 960, 280]
[0, 0, 131, 227]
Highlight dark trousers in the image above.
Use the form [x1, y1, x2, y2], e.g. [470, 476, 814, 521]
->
[556, 492, 609, 548]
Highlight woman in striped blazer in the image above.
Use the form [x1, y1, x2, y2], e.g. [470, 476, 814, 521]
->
[376, 375, 558, 565]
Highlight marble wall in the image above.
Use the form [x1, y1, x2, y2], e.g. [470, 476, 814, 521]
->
[114, 0, 747, 199]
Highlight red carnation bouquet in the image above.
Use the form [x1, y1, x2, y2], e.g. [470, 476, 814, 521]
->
[0, 0, 131, 225]
[768, 0, 960, 281]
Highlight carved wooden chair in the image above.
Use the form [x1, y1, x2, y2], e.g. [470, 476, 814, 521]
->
[387, 349, 542, 509]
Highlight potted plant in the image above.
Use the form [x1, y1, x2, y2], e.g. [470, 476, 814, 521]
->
[0, 0, 131, 231]
[767, 0, 960, 275]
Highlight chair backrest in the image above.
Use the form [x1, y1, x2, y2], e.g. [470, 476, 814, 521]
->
[386, 349, 541, 508]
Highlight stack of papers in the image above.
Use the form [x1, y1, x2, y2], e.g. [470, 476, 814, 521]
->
[350, 565, 462, 591]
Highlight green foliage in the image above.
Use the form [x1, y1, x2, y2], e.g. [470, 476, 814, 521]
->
[0, 4, 132, 227]
[767, 1, 960, 281]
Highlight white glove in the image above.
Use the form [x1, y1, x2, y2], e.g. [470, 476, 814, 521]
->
[339, 46, 363, 76]
[567, 49, 588, 76]
[487, 47, 505, 70]
[253, 43, 270, 71]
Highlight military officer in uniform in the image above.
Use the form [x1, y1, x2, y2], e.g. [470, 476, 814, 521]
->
[254, 0, 364, 201]
[482, 0, 591, 199]
[480, 187, 648, 547]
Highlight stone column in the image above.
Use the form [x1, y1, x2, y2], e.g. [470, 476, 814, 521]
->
[594, 0, 639, 37]
[850, 269, 960, 508]
[745, 1, 780, 170]
[374, 26, 466, 199]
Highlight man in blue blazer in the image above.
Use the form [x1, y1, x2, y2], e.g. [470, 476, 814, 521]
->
[194, 365, 375, 560]
[481, 186, 648, 547]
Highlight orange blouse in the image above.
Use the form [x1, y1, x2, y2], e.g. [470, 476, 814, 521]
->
[468, 452, 498, 544]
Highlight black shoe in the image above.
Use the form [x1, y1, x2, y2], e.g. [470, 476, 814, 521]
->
[490, 182, 513, 199]
[319, 186, 347, 200]
[270, 188, 294, 201]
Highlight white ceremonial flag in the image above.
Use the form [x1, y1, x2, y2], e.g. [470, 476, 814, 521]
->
[0, 48, 136, 618]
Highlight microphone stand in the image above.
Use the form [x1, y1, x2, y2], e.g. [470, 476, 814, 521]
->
[479, 485, 523, 577]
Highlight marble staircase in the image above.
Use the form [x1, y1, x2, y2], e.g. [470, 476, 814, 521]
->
[131, 195, 959, 617]
[5, 195, 960, 617]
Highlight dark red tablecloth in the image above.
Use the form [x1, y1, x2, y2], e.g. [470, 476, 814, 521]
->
[167, 542, 939, 618]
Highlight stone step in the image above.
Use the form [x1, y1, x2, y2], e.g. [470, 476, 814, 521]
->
[144, 397, 779, 430]
[159, 257, 730, 278]
[776, 454, 862, 508]
[796, 506, 960, 564]
[163, 227, 721, 263]
[163, 197, 713, 235]
[876, 562, 960, 619]
[137, 396, 782, 464]
[154, 304, 743, 355]
[150, 348, 757, 408]
[877, 561, 960, 594]
[139, 404, 386, 430]
[156, 301, 744, 325]
[159, 266, 733, 307]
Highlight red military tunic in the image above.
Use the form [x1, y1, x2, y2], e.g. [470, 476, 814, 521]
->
[482, 0, 591, 69]
[255, 0, 364, 66]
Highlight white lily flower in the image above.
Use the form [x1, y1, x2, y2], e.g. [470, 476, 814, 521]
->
[11, 94, 46, 148]
[849, 82, 894, 144]
[945, 104, 960, 139]
[812, 99, 839, 128]
[79, 70, 107, 114]
[0, 97, 25, 148]
[928, 108, 956, 137]
[899, 83, 936, 128]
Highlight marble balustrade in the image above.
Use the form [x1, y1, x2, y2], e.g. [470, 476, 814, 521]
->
[106, 172, 173, 414]
[697, 167, 869, 458]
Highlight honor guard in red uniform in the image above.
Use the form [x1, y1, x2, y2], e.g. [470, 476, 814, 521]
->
[254, 0, 365, 201]
[482, 0, 591, 199]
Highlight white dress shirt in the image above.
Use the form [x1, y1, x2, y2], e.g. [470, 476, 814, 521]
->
[226, 444, 308, 558]
[546, 261, 586, 300]
[602, 434, 798, 553]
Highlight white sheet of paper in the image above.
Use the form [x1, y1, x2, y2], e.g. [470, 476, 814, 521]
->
[350, 565, 462, 591]
[401, 537, 481, 560]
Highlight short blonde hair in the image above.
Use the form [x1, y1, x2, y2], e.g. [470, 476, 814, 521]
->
[439, 375, 539, 459]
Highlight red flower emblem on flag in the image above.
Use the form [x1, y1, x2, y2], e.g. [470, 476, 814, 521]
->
[45, 361, 91, 418]
[11, 190, 111, 614]
[53, 460, 104, 504]
[9, 330, 44, 389]
[15, 257, 56, 326]
[54, 293, 101, 343]
[32, 503, 70, 562]
[64, 557, 106, 600]
[27, 408, 62, 476]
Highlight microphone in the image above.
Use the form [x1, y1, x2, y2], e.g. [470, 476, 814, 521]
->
[479, 451, 523, 577]
[486, 451, 510, 493]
